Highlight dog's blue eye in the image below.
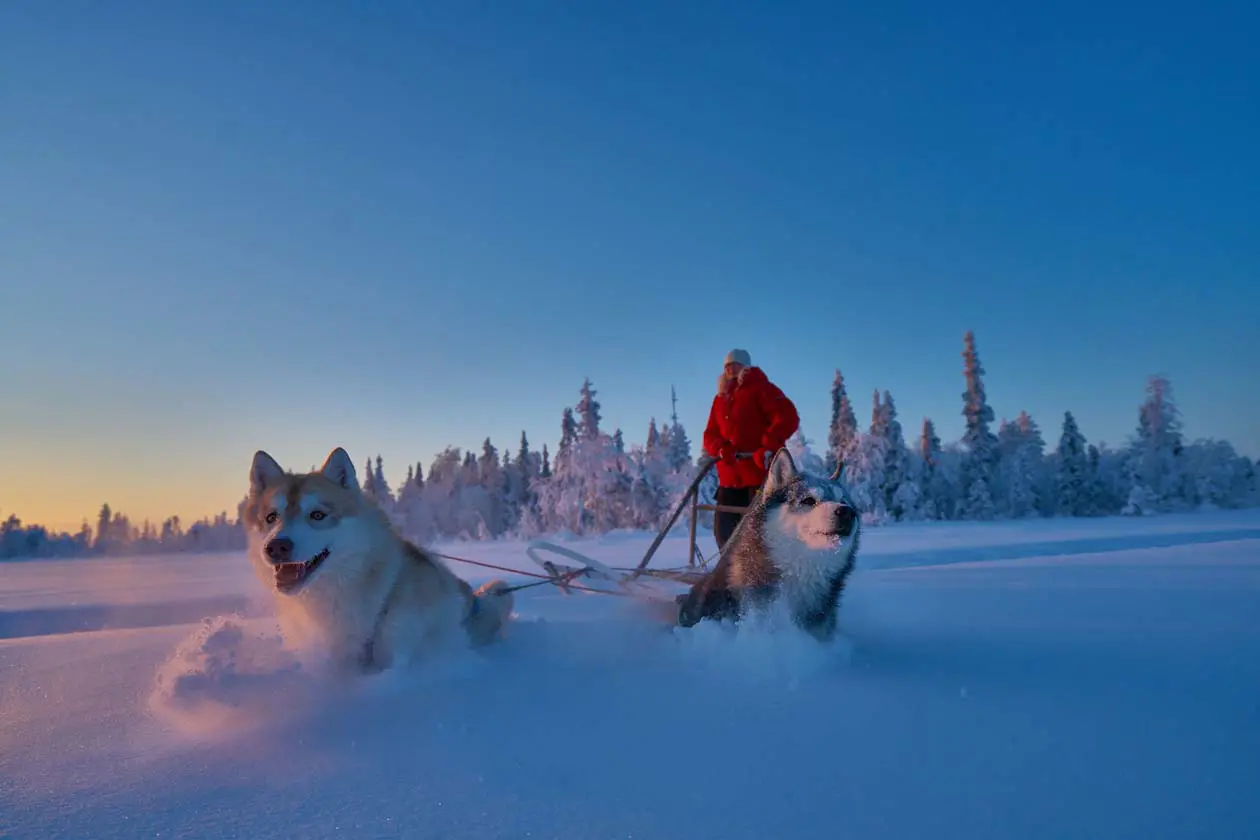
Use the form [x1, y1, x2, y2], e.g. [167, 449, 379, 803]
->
[265, 511, 278, 524]
[310, 510, 326, 521]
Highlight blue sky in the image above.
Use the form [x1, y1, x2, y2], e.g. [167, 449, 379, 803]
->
[2, 0, 1257, 530]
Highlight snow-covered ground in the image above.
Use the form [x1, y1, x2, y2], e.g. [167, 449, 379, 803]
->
[3, 510, 1259, 839]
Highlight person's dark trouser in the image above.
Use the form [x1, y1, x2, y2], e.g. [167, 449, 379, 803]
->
[714, 485, 757, 552]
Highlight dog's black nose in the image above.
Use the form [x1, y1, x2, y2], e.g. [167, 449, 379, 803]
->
[833, 505, 857, 536]
[266, 537, 294, 564]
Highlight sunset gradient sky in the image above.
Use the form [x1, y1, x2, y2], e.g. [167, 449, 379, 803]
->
[2, 1, 1257, 532]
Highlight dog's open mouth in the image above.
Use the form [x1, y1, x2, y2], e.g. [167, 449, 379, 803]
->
[274, 547, 331, 594]
[818, 525, 856, 545]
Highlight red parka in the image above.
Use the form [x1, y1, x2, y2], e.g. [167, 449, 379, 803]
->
[703, 366, 800, 488]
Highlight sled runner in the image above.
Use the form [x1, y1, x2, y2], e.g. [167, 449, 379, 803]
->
[524, 539, 703, 599]
[436, 454, 753, 609]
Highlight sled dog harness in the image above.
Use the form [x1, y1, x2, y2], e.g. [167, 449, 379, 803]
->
[358, 579, 483, 672]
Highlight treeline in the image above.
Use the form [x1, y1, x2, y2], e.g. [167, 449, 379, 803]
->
[813, 333, 1258, 523]
[3, 333, 1257, 560]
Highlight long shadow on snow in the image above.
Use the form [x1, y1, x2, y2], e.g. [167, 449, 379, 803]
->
[0, 595, 267, 641]
[861, 527, 1260, 572]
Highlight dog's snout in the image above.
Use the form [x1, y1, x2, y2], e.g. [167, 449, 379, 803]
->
[833, 505, 857, 536]
[266, 537, 294, 564]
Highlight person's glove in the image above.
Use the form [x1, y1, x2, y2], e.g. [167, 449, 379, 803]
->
[720, 445, 738, 466]
[754, 449, 771, 470]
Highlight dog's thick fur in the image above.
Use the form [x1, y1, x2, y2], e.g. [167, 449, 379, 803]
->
[243, 447, 514, 672]
[677, 448, 861, 641]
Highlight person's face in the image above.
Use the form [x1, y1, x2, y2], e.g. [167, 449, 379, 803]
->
[724, 361, 745, 379]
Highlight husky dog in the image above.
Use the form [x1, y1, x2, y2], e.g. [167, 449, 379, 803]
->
[676, 449, 860, 641]
[243, 447, 514, 672]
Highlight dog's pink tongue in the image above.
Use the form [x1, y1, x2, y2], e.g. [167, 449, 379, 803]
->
[275, 563, 305, 589]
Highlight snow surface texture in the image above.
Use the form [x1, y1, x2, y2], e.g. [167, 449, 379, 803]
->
[3, 510, 1260, 839]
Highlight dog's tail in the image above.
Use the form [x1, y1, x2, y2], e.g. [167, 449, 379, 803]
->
[466, 579, 515, 646]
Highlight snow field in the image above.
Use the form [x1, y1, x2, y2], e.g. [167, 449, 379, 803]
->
[2, 510, 1259, 839]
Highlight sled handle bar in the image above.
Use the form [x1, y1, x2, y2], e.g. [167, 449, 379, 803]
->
[627, 450, 772, 580]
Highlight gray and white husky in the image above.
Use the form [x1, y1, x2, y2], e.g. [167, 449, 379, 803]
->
[676, 448, 861, 641]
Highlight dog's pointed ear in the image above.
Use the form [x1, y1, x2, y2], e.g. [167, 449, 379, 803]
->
[319, 447, 359, 490]
[250, 450, 286, 494]
[763, 448, 798, 495]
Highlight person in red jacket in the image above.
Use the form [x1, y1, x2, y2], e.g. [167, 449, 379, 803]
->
[702, 348, 800, 551]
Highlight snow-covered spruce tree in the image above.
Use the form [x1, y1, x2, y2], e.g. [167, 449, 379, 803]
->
[917, 417, 945, 520]
[826, 368, 859, 474]
[531, 379, 635, 535]
[646, 418, 661, 453]
[397, 459, 436, 544]
[1055, 411, 1091, 516]
[588, 441, 633, 533]
[841, 395, 888, 522]
[535, 409, 580, 534]
[503, 430, 543, 537]
[964, 473, 997, 520]
[412, 447, 459, 538]
[373, 456, 392, 500]
[666, 386, 693, 471]
[1017, 411, 1054, 517]
[74, 521, 94, 553]
[958, 330, 999, 519]
[991, 411, 1045, 519]
[1082, 444, 1107, 516]
[1128, 374, 1186, 511]
[532, 405, 585, 533]
[160, 516, 184, 548]
[511, 431, 537, 526]
[640, 412, 687, 526]
[95, 503, 114, 554]
[370, 455, 400, 527]
[995, 419, 1019, 517]
[559, 407, 578, 454]
[643, 418, 670, 470]
[879, 390, 915, 520]
[576, 377, 602, 440]
[476, 438, 507, 536]
[625, 444, 670, 528]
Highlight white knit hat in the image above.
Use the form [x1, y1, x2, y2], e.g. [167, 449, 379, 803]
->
[724, 348, 751, 367]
